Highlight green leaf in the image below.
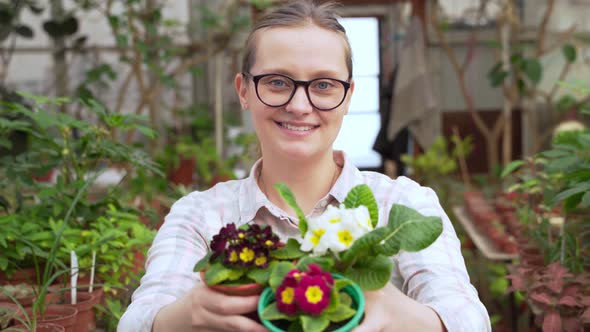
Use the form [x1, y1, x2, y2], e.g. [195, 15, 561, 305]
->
[334, 279, 353, 292]
[343, 184, 379, 228]
[581, 191, 590, 207]
[524, 59, 542, 85]
[340, 292, 352, 307]
[552, 182, 590, 205]
[271, 238, 306, 260]
[260, 302, 293, 321]
[295, 256, 335, 272]
[194, 252, 212, 272]
[343, 255, 392, 290]
[203, 262, 243, 285]
[247, 262, 274, 285]
[301, 315, 330, 332]
[500, 160, 525, 178]
[341, 226, 390, 263]
[275, 183, 308, 236]
[326, 303, 356, 323]
[564, 192, 584, 211]
[269, 261, 297, 291]
[377, 204, 443, 256]
[562, 44, 577, 63]
[548, 156, 580, 171]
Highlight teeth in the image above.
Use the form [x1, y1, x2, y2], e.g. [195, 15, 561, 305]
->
[280, 123, 315, 131]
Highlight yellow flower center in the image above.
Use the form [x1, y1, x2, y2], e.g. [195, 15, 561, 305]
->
[255, 255, 267, 266]
[305, 286, 324, 304]
[329, 217, 341, 224]
[310, 229, 326, 246]
[238, 232, 245, 239]
[337, 230, 354, 247]
[265, 240, 274, 247]
[229, 251, 238, 262]
[281, 287, 295, 304]
[239, 248, 255, 263]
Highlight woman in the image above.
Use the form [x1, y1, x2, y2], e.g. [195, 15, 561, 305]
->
[119, 1, 491, 331]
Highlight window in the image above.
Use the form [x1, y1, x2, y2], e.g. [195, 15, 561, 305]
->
[334, 17, 381, 169]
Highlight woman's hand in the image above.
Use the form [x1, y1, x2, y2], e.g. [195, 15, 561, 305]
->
[352, 283, 446, 332]
[153, 283, 267, 332]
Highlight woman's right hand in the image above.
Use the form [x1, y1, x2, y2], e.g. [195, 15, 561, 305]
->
[153, 283, 267, 332]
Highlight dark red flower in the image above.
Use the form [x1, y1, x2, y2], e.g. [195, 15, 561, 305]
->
[276, 279, 298, 315]
[294, 275, 331, 315]
[306, 264, 334, 286]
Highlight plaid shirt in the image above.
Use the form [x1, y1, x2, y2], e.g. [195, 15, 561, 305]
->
[118, 151, 491, 332]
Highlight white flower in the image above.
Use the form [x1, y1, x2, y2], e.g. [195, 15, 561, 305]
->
[300, 204, 373, 255]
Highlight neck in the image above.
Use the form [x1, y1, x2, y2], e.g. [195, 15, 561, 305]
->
[259, 151, 339, 216]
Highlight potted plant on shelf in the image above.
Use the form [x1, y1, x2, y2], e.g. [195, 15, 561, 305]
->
[501, 95, 590, 330]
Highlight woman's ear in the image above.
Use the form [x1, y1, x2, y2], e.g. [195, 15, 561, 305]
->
[235, 73, 249, 111]
[343, 78, 355, 115]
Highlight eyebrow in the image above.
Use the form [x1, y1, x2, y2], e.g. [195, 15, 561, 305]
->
[257, 68, 348, 81]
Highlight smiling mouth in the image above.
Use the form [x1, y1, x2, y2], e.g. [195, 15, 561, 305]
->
[276, 122, 319, 132]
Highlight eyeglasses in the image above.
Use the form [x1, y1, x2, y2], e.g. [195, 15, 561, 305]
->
[242, 72, 351, 111]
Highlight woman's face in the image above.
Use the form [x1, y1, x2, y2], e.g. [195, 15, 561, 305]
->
[235, 24, 354, 162]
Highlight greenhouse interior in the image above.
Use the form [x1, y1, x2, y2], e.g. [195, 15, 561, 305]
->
[0, 0, 589, 331]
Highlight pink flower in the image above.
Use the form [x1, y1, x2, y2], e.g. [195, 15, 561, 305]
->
[306, 264, 334, 286]
[294, 275, 331, 315]
[276, 277, 298, 315]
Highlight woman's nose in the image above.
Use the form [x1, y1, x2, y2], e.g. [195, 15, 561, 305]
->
[285, 86, 313, 115]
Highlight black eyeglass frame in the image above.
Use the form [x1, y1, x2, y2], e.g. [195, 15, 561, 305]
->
[242, 72, 351, 111]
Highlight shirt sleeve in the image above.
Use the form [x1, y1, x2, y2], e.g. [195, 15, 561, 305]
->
[391, 177, 491, 332]
[118, 192, 211, 332]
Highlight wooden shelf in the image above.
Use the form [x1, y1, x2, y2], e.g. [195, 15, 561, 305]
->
[452, 206, 518, 262]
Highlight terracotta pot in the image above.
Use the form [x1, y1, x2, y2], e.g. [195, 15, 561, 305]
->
[6, 322, 65, 332]
[168, 157, 195, 186]
[199, 271, 264, 296]
[0, 268, 38, 285]
[53, 291, 95, 332]
[23, 305, 77, 332]
[0, 302, 21, 328]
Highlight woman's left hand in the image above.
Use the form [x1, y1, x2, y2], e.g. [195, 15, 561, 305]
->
[352, 283, 446, 332]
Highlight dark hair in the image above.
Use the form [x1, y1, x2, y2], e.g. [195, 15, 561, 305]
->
[241, 0, 353, 79]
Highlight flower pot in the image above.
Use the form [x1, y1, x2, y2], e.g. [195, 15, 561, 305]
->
[0, 268, 38, 285]
[6, 322, 65, 332]
[22, 305, 77, 332]
[168, 157, 195, 186]
[257, 274, 365, 332]
[0, 302, 21, 329]
[52, 291, 96, 332]
[198, 271, 264, 296]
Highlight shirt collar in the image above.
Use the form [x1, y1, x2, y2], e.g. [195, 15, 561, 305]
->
[237, 150, 365, 224]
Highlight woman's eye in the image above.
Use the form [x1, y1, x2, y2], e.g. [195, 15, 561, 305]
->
[313, 80, 334, 90]
[270, 80, 286, 87]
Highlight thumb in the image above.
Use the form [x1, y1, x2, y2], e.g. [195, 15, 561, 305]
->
[351, 309, 383, 332]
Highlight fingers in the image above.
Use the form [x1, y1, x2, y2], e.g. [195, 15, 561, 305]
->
[207, 313, 267, 332]
[200, 289, 260, 316]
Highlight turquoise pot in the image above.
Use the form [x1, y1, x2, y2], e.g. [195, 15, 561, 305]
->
[257, 274, 365, 332]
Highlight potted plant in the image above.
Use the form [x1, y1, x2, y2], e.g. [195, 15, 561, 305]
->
[258, 264, 364, 332]
[193, 223, 285, 296]
[253, 183, 443, 331]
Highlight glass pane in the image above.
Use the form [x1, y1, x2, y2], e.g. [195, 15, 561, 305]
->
[348, 76, 379, 114]
[339, 17, 380, 76]
[334, 113, 382, 169]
